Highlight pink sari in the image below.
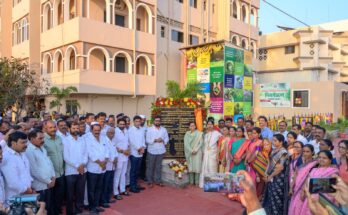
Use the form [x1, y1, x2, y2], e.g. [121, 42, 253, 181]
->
[288, 165, 338, 215]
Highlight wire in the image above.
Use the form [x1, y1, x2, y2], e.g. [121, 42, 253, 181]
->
[262, 0, 310, 27]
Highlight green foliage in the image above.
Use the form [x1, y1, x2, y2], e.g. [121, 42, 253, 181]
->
[49, 86, 79, 112]
[166, 80, 204, 100]
[0, 58, 48, 120]
[319, 118, 348, 132]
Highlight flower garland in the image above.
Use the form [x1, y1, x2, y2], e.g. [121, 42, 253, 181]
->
[168, 159, 188, 179]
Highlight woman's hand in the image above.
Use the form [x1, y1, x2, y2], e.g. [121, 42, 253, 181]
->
[305, 187, 329, 215]
[237, 170, 262, 214]
[331, 175, 348, 205]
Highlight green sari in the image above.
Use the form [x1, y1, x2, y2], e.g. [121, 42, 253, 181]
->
[230, 138, 246, 173]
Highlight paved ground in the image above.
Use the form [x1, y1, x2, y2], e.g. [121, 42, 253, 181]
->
[101, 183, 244, 215]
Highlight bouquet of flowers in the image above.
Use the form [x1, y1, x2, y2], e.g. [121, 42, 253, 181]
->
[168, 159, 188, 179]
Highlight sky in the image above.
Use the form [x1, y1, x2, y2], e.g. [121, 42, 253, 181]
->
[259, 0, 348, 33]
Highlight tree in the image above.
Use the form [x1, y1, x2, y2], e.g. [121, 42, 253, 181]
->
[0, 58, 48, 121]
[49, 86, 79, 113]
[166, 80, 204, 100]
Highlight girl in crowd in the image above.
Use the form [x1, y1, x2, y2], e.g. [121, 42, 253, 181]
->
[184, 122, 203, 187]
[199, 120, 221, 188]
[337, 140, 348, 184]
[288, 144, 317, 215]
[217, 126, 230, 173]
[286, 131, 298, 156]
[298, 150, 338, 215]
[262, 134, 289, 215]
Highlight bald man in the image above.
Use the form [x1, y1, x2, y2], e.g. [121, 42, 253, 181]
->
[44, 120, 65, 214]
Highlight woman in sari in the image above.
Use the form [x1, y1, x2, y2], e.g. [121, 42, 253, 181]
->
[296, 150, 339, 215]
[199, 120, 222, 188]
[245, 127, 264, 196]
[287, 131, 298, 156]
[184, 122, 203, 186]
[289, 141, 304, 181]
[288, 144, 317, 215]
[337, 140, 348, 184]
[262, 134, 289, 215]
[229, 126, 247, 173]
[217, 126, 230, 173]
[226, 126, 237, 172]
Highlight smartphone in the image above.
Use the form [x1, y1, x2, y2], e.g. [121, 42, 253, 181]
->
[203, 173, 245, 193]
[309, 177, 337, 194]
[318, 193, 344, 215]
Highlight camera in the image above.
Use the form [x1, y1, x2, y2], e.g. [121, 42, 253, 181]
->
[8, 194, 40, 215]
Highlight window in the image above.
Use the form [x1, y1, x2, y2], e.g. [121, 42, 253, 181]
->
[190, 0, 197, 8]
[136, 18, 141, 31]
[190, 35, 199, 45]
[115, 15, 125, 27]
[212, 4, 215, 13]
[177, 0, 183, 3]
[285, 46, 295, 54]
[66, 100, 78, 115]
[171, 30, 184, 43]
[160, 26, 166, 38]
[232, 1, 238, 18]
[115, 56, 126, 73]
[293, 90, 309, 108]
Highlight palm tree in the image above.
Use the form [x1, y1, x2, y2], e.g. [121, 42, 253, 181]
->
[49, 86, 79, 113]
[166, 80, 204, 100]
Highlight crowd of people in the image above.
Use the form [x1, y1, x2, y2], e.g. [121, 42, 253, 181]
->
[0, 111, 347, 215]
[184, 116, 348, 215]
[0, 112, 169, 215]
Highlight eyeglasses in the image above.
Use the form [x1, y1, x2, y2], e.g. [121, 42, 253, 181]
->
[339, 146, 347, 150]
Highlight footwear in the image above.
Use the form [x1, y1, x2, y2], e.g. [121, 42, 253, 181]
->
[96, 207, 105, 212]
[90, 208, 99, 214]
[121, 191, 130, 196]
[83, 205, 89, 210]
[137, 186, 146, 190]
[129, 188, 140, 193]
[109, 199, 116, 203]
[148, 183, 154, 188]
[156, 183, 164, 187]
[100, 203, 110, 208]
[114, 195, 123, 200]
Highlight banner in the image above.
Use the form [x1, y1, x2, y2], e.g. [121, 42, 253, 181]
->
[260, 83, 291, 108]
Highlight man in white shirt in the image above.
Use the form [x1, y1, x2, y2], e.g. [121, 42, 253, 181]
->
[101, 127, 118, 208]
[276, 121, 288, 141]
[64, 122, 88, 215]
[97, 112, 110, 137]
[26, 129, 55, 215]
[292, 124, 308, 145]
[56, 120, 70, 143]
[85, 113, 95, 134]
[146, 116, 169, 187]
[113, 118, 130, 200]
[128, 115, 146, 193]
[309, 126, 326, 154]
[86, 124, 109, 213]
[1, 131, 33, 205]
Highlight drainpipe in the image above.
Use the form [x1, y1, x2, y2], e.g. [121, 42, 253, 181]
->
[207, 0, 210, 42]
[132, 0, 137, 98]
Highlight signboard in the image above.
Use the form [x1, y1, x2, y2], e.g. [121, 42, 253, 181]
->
[259, 83, 291, 108]
[159, 108, 195, 158]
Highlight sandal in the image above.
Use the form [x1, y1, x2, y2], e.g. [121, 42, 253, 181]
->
[121, 191, 130, 196]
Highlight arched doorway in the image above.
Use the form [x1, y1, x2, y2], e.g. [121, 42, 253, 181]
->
[90, 0, 108, 23]
[136, 4, 153, 33]
[113, 51, 132, 73]
[113, 0, 132, 28]
[43, 53, 52, 74]
[43, 3, 52, 31]
[88, 47, 110, 72]
[54, 50, 64, 72]
[65, 46, 77, 70]
[136, 55, 152, 75]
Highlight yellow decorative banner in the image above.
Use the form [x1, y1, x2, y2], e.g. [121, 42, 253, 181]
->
[244, 77, 253, 90]
[244, 51, 252, 65]
[197, 51, 210, 68]
[224, 102, 234, 116]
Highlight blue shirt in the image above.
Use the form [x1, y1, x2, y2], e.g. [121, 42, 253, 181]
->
[261, 127, 273, 141]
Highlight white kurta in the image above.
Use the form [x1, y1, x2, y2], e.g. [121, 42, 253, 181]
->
[199, 130, 221, 188]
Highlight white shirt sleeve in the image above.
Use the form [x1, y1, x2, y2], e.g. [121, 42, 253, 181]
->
[1, 158, 29, 194]
[26, 150, 52, 184]
[146, 128, 156, 146]
[163, 128, 169, 145]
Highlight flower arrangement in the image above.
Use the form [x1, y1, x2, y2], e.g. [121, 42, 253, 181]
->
[152, 97, 205, 108]
[168, 159, 188, 179]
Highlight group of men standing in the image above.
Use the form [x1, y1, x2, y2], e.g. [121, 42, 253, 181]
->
[0, 112, 169, 214]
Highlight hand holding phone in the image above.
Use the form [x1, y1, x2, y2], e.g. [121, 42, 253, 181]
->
[309, 177, 337, 194]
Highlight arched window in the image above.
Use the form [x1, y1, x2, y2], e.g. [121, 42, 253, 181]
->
[43, 53, 52, 74]
[16, 22, 21, 44]
[250, 8, 256, 26]
[53, 0, 64, 26]
[53, 50, 64, 72]
[69, 0, 76, 19]
[136, 55, 152, 75]
[113, 0, 132, 28]
[88, 47, 110, 72]
[241, 39, 248, 50]
[136, 4, 153, 34]
[231, 35, 240, 46]
[21, 18, 28, 42]
[241, 5, 248, 23]
[65, 46, 77, 70]
[43, 3, 52, 31]
[250, 41, 255, 55]
[113, 51, 132, 73]
[232, 1, 238, 19]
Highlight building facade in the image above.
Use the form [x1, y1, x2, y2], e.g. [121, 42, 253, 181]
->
[0, 0, 259, 117]
[254, 21, 348, 121]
